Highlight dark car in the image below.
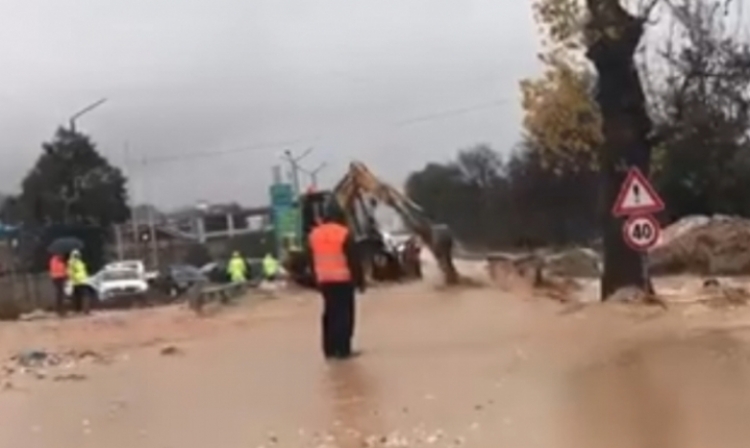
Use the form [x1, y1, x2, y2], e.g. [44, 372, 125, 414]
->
[200, 261, 230, 284]
[154, 264, 208, 297]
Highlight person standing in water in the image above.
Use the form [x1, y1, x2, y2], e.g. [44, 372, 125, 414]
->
[48, 253, 67, 316]
[308, 204, 365, 360]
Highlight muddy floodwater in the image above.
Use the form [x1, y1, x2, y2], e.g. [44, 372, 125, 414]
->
[2, 263, 750, 447]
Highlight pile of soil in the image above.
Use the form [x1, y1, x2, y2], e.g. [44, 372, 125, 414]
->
[650, 215, 750, 276]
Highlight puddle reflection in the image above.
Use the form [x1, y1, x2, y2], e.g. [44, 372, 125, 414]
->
[320, 359, 383, 447]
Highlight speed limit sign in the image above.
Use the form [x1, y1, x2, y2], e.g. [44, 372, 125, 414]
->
[622, 214, 660, 251]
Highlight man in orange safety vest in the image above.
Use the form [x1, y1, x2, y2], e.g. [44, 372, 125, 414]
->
[309, 203, 365, 360]
[49, 254, 67, 316]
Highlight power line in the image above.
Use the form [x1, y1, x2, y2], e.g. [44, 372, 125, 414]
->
[146, 136, 317, 165]
[133, 98, 510, 166]
[392, 99, 508, 127]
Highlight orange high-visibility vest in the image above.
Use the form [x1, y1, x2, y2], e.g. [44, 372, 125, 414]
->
[309, 223, 352, 284]
[49, 256, 66, 279]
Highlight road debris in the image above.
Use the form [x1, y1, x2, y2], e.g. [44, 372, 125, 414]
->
[11, 348, 110, 369]
[53, 373, 87, 382]
[19, 309, 54, 322]
[1, 348, 109, 387]
[159, 345, 184, 356]
[700, 280, 749, 308]
[605, 286, 668, 308]
[14, 349, 54, 368]
[263, 424, 473, 448]
[485, 252, 585, 302]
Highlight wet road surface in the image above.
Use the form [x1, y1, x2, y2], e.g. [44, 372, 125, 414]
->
[3, 270, 750, 447]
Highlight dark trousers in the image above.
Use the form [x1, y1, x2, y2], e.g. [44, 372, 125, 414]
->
[320, 282, 355, 358]
[52, 278, 66, 315]
[72, 284, 91, 314]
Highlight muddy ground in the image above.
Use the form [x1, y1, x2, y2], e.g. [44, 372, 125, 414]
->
[2, 261, 750, 447]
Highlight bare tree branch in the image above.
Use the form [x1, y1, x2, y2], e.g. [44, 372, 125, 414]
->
[639, 0, 661, 20]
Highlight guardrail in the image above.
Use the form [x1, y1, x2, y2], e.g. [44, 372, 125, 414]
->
[188, 281, 258, 314]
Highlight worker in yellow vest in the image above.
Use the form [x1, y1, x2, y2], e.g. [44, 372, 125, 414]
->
[227, 251, 247, 283]
[67, 250, 90, 314]
[262, 253, 280, 282]
[309, 204, 365, 360]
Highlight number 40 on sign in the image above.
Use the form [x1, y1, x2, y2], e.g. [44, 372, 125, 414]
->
[622, 215, 660, 251]
[612, 167, 665, 252]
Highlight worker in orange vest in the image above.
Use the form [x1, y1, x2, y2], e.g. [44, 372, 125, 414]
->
[309, 204, 365, 360]
[48, 254, 68, 316]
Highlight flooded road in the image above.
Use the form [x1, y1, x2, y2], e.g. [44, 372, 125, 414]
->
[3, 267, 750, 447]
[565, 329, 750, 448]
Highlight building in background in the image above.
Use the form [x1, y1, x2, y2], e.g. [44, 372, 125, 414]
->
[116, 203, 275, 268]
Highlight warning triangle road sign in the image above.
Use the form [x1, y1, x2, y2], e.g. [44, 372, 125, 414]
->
[612, 167, 665, 217]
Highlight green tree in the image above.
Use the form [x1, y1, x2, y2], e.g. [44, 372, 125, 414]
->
[505, 142, 599, 246]
[405, 143, 600, 250]
[652, 0, 750, 220]
[18, 128, 130, 227]
[405, 145, 509, 248]
[405, 162, 473, 239]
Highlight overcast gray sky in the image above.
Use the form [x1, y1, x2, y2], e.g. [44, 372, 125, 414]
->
[0, 0, 539, 209]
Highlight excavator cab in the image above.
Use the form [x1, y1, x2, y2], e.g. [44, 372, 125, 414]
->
[300, 190, 334, 235]
[283, 190, 335, 287]
[285, 189, 416, 287]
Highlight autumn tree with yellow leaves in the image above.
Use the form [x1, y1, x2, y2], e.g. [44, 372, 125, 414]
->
[521, 0, 603, 171]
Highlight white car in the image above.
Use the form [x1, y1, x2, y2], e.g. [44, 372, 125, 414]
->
[104, 260, 159, 282]
[89, 268, 149, 304]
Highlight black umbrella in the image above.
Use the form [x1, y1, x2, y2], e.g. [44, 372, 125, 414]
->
[47, 237, 84, 255]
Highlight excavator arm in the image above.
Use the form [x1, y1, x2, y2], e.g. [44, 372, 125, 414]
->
[332, 162, 460, 285]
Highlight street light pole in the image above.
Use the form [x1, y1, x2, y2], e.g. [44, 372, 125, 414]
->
[282, 148, 312, 197]
[123, 141, 141, 260]
[281, 148, 315, 251]
[300, 162, 327, 189]
[141, 155, 159, 270]
[69, 98, 107, 133]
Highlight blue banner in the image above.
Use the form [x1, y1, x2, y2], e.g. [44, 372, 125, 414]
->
[269, 184, 299, 258]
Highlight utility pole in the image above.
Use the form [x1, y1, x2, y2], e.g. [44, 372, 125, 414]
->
[300, 162, 327, 189]
[282, 148, 313, 197]
[281, 148, 316, 251]
[142, 156, 159, 269]
[124, 142, 140, 260]
[114, 224, 124, 260]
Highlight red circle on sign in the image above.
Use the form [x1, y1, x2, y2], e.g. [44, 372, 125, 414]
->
[622, 214, 660, 251]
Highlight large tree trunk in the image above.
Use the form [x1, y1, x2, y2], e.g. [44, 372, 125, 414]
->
[586, 0, 654, 299]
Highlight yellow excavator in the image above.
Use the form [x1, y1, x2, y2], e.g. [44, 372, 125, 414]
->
[284, 161, 460, 287]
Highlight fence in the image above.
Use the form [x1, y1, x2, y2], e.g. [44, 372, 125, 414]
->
[0, 272, 56, 317]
